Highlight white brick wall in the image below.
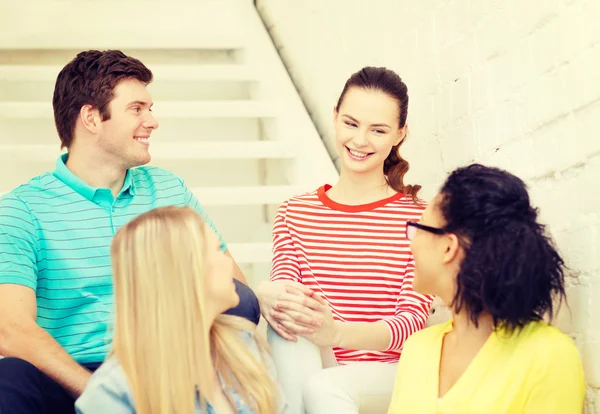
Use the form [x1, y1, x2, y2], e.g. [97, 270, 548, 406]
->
[257, 0, 600, 411]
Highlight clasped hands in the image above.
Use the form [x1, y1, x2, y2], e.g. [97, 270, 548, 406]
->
[256, 280, 341, 347]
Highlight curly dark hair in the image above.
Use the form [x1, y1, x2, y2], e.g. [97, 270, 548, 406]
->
[439, 164, 567, 332]
[53, 50, 153, 149]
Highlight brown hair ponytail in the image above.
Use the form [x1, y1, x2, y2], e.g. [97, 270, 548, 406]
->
[384, 142, 421, 200]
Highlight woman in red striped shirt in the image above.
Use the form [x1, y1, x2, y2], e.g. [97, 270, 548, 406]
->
[256, 67, 434, 414]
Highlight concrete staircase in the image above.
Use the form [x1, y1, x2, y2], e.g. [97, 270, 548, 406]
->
[0, 0, 338, 287]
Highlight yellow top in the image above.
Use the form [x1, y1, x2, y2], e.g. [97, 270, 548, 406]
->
[388, 319, 585, 414]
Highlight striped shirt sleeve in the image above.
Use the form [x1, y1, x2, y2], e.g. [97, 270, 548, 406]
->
[382, 256, 434, 351]
[0, 195, 39, 289]
[270, 201, 301, 283]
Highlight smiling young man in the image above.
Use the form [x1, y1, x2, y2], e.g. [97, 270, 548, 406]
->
[0, 50, 259, 413]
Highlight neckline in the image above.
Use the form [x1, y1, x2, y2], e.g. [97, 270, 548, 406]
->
[317, 184, 405, 212]
[53, 153, 135, 201]
[435, 320, 496, 401]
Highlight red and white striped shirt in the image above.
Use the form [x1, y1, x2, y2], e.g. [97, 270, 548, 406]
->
[270, 185, 433, 364]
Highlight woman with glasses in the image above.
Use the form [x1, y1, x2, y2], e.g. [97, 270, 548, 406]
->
[255, 67, 434, 414]
[388, 164, 585, 413]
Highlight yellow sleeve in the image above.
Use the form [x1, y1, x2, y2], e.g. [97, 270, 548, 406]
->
[523, 340, 586, 414]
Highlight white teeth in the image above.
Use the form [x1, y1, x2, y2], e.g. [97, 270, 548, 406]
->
[135, 137, 149, 143]
[349, 148, 369, 158]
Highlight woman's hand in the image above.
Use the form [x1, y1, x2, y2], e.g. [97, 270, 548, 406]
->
[279, 292, 342, 348]
[255, 280, 322, 341]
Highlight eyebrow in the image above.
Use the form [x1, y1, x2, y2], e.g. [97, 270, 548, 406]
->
[341, 114, 391, 129]
[127, 100, 153, 108]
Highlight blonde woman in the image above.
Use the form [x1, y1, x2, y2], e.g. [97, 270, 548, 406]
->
[75, 206, 284, 414]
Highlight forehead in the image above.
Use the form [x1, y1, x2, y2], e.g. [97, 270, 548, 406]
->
[421, 194, 444, 225]
[339, 88, 399, 124]
[111, 78, 152, 104]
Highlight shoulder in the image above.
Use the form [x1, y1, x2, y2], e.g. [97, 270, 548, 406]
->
[410, 320, 449, 342]
[1, 172, 60, 206]
[130, 166, 186, 196]
[509, 322, 585, 397]
[402, 320, 450, 354]
[288, 187, 320, 204]
[231, 328, 269, 366]
[513, 321, 581, 361]
[396, 322, 449, 377]
[76, 358, 135, 413]
[82, 357, 134, 401]
[0, 176, 57, 226]
[88, 358, 131, 391]
[131, 165, 181, 183]
[276, 187, 320, 214]
[236, 329, 261, 352]
[492, 321, 584, 384]
[0, 192, 29, 213]
[389, 196, 428, 214]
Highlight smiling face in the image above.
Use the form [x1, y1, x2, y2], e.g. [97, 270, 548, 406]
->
[333, 87, 406, 176]
[95, 78, 159, 169]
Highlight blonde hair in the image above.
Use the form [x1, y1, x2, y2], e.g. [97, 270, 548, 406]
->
[110, 206, 278, 414]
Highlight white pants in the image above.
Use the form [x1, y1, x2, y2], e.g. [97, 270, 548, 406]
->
[267, 326, 397, 414]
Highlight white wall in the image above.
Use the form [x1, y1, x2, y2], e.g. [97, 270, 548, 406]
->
[257, 0, 600, 411]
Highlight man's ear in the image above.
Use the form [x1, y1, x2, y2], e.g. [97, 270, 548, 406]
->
[79, 105, 102, 135]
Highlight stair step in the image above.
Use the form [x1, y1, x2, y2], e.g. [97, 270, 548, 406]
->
[150, 141, 295, 160]
[0, 0, 246, 50]
[0, 101, 279, 119]
[0, 141, 296, 161]
[192, 186, 303, 206]
[228, 242, 273, 264]
[0, 64, 260, 82]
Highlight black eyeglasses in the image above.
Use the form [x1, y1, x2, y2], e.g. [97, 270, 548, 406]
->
[406, 221, 447, 241]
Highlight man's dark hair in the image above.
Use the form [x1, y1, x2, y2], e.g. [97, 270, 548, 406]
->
[52, 50, 153, 149]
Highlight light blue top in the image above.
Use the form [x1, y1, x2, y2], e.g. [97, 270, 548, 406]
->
[75, 331, 287, 413]
[0, 154, 225, 364]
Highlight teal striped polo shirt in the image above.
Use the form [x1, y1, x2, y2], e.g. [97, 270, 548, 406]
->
[0, 154, 225, 364]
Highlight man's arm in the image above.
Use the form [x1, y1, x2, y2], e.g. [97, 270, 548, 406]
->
[0, 284, 91, 397]
[179, 176, 248, 284]
[0, 194, 91, 397]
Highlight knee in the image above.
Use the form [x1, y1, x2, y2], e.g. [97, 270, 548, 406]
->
[302, 369, 342, 408]
[224, 280, 260, 325]
[303, 370, 326, 399]
[0, 357, 38, 381]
